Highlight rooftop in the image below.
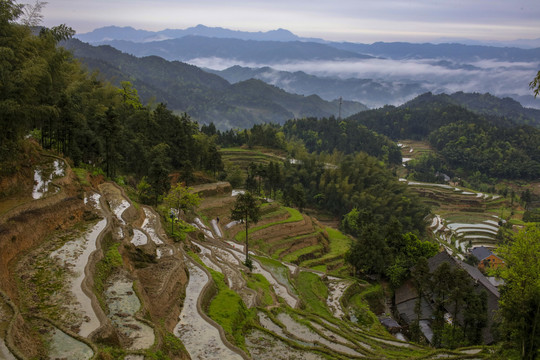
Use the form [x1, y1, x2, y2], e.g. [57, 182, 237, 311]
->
[471, 246, 495, 261]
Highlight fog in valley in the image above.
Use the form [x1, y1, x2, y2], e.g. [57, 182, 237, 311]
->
[190, 56, 539, 108]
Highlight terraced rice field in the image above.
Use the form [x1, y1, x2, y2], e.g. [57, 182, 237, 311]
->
[192, 186, 493, 359]
[1, 151, 496, 359]
[220, 147, 287, 181]
[404, 178, 509, 256]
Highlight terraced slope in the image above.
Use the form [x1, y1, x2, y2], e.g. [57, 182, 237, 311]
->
[191, 185, 492, 359]
[0, 153, 494, 359]
[221, 147, 287, 169]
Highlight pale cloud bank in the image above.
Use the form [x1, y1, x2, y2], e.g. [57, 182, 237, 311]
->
[188, 57, 538, 100]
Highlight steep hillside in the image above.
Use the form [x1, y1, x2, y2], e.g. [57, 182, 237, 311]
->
[63, 39, 368, 129]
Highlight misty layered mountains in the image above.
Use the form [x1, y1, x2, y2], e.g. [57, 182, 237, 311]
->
[210, 65, 540, 124]
[206, 65, 428, 108]
[75, 25, 540, 109]
[64, 39, 367, 129]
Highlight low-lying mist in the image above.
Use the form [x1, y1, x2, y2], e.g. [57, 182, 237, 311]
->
[189, 57, 539, 108]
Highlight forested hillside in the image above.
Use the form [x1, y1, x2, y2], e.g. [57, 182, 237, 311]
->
[282, 117, 402, 164]
[346, 93, 540, 179]
[0, 10, 221, 203]
[62, 39, 368, 129]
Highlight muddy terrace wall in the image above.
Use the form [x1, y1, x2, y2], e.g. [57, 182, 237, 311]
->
[0, 195, 87, 300]
[192, 181, 233, 197]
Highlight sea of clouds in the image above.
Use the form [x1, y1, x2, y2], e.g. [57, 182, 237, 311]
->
[187, 56, 540, 108]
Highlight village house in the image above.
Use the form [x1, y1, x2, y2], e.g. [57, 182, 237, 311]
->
[471, 246, 504, 271]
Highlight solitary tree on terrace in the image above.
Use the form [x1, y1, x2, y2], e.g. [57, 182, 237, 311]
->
[230, 191, 260, 269]
[164, 183, 201, 216]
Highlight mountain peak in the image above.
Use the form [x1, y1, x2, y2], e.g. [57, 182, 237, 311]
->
[76, 24, 318, 44]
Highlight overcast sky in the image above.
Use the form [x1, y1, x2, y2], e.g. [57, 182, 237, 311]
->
[41, 0, 540, 43]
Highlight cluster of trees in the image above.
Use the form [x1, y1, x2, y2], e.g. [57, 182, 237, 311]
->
[0, 3, 223, 204]
[282, 117, 402, 164]
[342, 210, 438, 286]
[429, 121, 540, 179]
[405, 153, 451, 183]
[498, 224, 540, 360]
[240, 151, 428, 227]
[205, 117, 401, 165]
[410, 259, 488, 348]
[1, 1, 76, 169]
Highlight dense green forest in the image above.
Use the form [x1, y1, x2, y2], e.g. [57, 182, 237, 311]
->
[282, 117, 402, 164]
[346, 93, 540, 180]
[0, 5, 222, 203]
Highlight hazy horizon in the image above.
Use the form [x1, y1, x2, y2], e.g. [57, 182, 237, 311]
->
[42, 0, 540, 44]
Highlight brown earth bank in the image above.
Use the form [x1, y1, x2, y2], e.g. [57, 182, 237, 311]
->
[97, 182, 190, 334]
[191, 181, 233, 198]
[0, 157, 93, 358]
[0, 140, 41, 198]
[134, 255, 188, 331]
[0, 193, 87, 301]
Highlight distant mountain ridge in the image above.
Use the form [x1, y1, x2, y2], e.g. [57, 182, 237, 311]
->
[78, 25, 540, 49]
[330, 41, 540, 62]
[76, 24, 324, 44]
[80, 27, 540, 63]
[63, 39, 367, 129]
[91, 36, 373, 63]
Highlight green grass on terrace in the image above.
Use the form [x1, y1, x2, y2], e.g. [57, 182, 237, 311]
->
[188, 251, 253, 351]
[294, 271, 330, 318]
[235, 207, 303, 242]
[246, 273, 274, 306]
[282, 244, 324, 264]
[255, 232, 317, 256]
[301, 227, 350, 268]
